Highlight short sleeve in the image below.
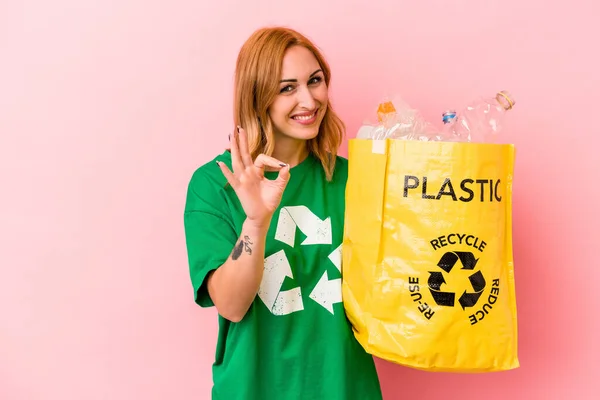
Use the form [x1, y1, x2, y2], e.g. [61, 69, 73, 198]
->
[183, 168, 238, 308]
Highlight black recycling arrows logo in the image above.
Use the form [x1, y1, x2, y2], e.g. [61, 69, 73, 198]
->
[428, 251, 486, 309]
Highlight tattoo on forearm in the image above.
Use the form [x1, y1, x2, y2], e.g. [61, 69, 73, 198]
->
[232, 241, 243, 260]
[232, 235, 253, 260]
[243, 235, 253, 254]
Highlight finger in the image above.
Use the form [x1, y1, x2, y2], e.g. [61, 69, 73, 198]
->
[275, 164, 291, 187]
[230, 127, 243, 174]
[254, 154, 288, 170]
[237, 126, 254, 168]
[216, 161, 238, 189]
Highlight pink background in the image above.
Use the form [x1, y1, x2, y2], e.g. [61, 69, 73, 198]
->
[1, 1, 598, 399]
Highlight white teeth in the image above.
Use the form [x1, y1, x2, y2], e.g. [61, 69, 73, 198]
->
[292, 112, 315, 121]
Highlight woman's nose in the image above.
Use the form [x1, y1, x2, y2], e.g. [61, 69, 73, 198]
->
[296, 86, 316, 109]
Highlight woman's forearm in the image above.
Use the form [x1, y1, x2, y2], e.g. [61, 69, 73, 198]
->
[206, 218, 270, 322]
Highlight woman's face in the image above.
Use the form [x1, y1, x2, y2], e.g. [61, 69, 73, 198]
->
[268, 45, 328, 142]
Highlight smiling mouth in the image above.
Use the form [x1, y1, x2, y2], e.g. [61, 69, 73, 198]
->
[291, 111, 317, 121]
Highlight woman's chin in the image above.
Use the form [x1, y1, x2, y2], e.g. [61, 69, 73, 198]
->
[284, 120, 322, 140]
[287, 127, 320, 141]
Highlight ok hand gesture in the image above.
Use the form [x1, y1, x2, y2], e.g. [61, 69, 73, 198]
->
[217, 127, 291, 228]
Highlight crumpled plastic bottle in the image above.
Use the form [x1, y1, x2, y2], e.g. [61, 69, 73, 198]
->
[442, 91, 516, 143]
[356, 96, 442, 141]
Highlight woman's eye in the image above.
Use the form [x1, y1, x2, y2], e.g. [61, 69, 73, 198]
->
[279, 77, 322, 94]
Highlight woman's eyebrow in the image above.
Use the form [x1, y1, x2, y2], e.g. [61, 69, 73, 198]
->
[280, 69, 323, 83]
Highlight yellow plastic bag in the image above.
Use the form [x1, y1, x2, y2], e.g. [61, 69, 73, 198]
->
[342, 139, 519, 372]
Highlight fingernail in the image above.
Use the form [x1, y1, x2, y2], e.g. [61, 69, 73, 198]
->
[228, 134, 230, 141]
[216, 161, 221, 165]
[237, 126, 241, 133]
[279, 163, 287, 167]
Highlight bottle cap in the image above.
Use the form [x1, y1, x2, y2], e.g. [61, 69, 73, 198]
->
[442, 110, 457, 124]
[377, 101, 397, 123]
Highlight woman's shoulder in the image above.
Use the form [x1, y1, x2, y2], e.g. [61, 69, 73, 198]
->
[334, 154, 348, 168]
[185, 150, 231, 203]
[332, 154, 348, 181]
[189, 150, 230, 180]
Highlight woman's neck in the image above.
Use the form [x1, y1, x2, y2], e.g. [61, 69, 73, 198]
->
[271, 137, 309, 168]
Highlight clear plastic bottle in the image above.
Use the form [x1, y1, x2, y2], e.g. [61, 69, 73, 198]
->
[444, 91, 515, 143]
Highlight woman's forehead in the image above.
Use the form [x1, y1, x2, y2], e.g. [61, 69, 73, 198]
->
[280, 46, 321, 78]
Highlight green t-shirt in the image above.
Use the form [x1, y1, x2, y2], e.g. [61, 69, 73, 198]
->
[183, 150, 382, 400]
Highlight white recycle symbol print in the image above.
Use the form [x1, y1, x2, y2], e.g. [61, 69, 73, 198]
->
[257, 205, 342, 316]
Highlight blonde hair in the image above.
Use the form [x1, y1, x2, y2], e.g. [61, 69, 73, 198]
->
[233, 26, 345, 181]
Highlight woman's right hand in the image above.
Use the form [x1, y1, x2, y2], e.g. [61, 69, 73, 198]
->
[216, 126, 290, 229]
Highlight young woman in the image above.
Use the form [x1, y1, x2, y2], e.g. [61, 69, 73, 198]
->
[183, 26, 382, 400]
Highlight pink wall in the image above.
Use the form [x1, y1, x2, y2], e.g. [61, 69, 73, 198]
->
[1, 1, 598, 399]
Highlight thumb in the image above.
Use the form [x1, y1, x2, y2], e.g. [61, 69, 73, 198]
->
[275, 164, 291, 187]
